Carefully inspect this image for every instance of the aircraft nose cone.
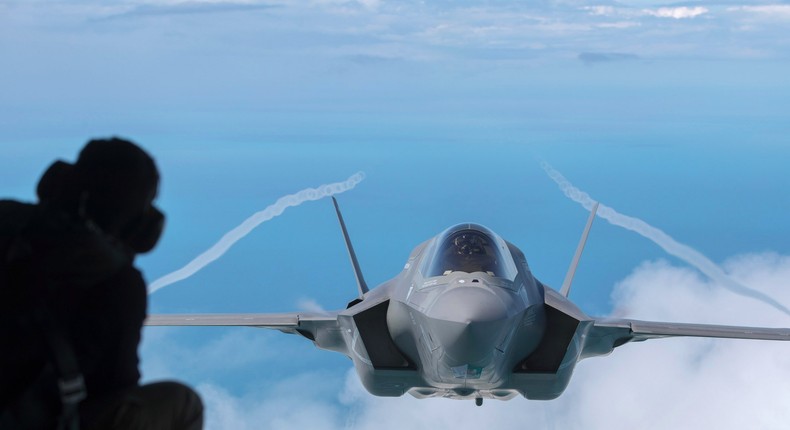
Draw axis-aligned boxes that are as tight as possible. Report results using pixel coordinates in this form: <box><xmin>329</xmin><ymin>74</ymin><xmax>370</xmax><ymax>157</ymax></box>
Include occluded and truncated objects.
<box><xmin>427</xmin><ymin>287</ymin><xmax>509</xmax><ymax>365</ymax></box>
<box><xmin>429</xmin><ymin>286</ymin><xmax>507</xmax><ymax>323</ymax></box>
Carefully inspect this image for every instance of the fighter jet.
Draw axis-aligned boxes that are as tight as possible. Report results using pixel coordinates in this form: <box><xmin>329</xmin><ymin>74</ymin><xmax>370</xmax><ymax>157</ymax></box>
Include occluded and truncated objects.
<box><xmin>146</xmin><ymin>198</ymin><xmax>790</xmax><ymax>406</ymax></box>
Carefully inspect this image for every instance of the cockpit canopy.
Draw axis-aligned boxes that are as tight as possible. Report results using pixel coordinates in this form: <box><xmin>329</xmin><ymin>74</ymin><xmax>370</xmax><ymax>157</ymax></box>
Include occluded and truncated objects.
<box><xmin>421</xmin><ymin>223</ymin><xmax>518</xmax><ymax>281</ymax></box>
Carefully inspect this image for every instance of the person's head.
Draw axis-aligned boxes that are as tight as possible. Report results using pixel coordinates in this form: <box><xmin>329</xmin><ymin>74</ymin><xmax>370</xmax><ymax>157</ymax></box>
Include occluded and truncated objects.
<box><xmin>37</xmin><ymin>137</ymin><xmax>165</xmax><ymax>254</ymax></box>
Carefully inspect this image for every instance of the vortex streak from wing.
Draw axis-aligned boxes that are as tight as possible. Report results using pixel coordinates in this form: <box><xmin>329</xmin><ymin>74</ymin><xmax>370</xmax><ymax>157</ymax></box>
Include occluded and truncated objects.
<box><xmin>148</xmin><ymin>172</ymin><xmax>365</xmax><ymax>294</ymax></box>
<box><xmin>542</xmin><ymin>162</ymin><xmax>790</xmax><ymax>317</ymax></box>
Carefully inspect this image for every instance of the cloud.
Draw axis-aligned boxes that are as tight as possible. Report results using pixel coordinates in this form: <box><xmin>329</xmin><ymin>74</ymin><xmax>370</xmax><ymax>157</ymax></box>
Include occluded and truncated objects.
<box><xmin>642</xmin><ymin>6</ymin><xmax>708</xmax><ymax>19</ymax></box>
<box><xmin>141</xmin><ymin>327</ymin><xmax>281</xmax><ymax>381</ymax></box>
<box><xmin>727</xmin><ymin>4</ymin><xmax>790</xmax><ymax>20</ymax></box>
<box><xmin>297</xmin><ymin>297</ymin><xmax>328</xmax><ymax>312</ymax></box>
<box><xmin>584</xmin><ymin>5</ymin><xmax>709</xmax><ymax>20</ymax></box>
<box><xmin>584</xmin><ymin>5</ymin><xmax>617</xmax><ymax>16</ymax></box>
<box><xmin>578</xmin><ymin>51</ymin><xmax>639</xmax><ymax>65</ymax></box>
<box><xmin>145</xmin><ymin>252</ymin><xmax>790</xmax><ymax>429</ymax></box>
<box><xmin>594</xmin><ymin>20</ymin><xmax>640</xmax><ymax>29</ymax></box>
<box><xmin>565</xmin><ymin>253</ymin><xmax>790</xmax><ymax>429</ymax></box>
<box><xmin>98</xmin><ymin>0</ymin><xmax>278</xmax><ymax>20</ymax></box>
<box><xmin>198</xmin><ymin>374</ymin><xmax>347</xmax><ymax>430</ymax></box>
<box><xmin>4</xmin><ymin>0</ymin><xmax>788</xmax><ymax>74</ymax></box>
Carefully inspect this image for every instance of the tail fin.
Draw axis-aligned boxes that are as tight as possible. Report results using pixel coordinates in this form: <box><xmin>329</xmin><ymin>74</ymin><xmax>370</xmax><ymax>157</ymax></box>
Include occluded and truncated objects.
<box><xmin>332</xmin><ymin>197</ymin><xmax>369</xmax><ymax>299</ymax></box>
<box><xmin>559</xmin><ymin>202</ymin><xmax>598</xmax><ymax>297</ymax></box>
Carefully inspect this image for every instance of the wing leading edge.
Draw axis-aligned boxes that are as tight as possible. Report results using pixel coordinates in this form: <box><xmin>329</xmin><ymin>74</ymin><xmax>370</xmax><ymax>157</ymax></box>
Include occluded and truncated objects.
<box><xmin>583</xmin><ymin>318</ymin><xmax>790</xmax><ymax>358</ymax></box>
<box><xmin>597</xmin><ymin>319</ymin><xmax>790</xmax><ymax>341</ymax></box>
<box><xmin>145</xmin><ymin>313</ymin><xmax>303</xmax><ymax>327</ymax></box>
<box><xmin>145</xmin><ymin>312</ymin><xmax>348</xmax><ymax>354</ymax></box>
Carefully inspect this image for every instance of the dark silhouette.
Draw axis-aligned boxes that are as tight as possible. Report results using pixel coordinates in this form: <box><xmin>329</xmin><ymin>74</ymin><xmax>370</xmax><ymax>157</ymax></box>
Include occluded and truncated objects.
<box><xmin>1</xmin><ymin>138</ymin><xmax>203</xmax><ymax>429</ymax></box>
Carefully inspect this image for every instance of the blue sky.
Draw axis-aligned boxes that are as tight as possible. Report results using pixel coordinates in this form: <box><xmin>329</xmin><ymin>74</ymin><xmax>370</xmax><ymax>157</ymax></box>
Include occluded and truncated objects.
<box><xmin>2</xmin><ymin>0</ymin><xmax>790</xmax><ymax>428</ymax></box>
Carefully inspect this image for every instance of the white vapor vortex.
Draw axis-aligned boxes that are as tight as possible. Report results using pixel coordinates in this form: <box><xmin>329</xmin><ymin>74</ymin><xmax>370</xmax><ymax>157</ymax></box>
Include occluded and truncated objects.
<box><xmin>541</xmin><ymin>162</ymin><xmax>790</xmax><ymax>317</ymax></box>
<box><xmin>148</xmin><ymin>172</ymin><xmax>365</xmax><ymax>294</ymax></box>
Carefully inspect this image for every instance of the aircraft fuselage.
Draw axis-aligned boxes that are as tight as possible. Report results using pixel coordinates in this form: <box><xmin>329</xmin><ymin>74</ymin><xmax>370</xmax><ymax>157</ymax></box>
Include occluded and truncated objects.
<box><xmin>327</xmin><ymin>223</ymin><xmax>589</xmax><ymax>401</ymax></box>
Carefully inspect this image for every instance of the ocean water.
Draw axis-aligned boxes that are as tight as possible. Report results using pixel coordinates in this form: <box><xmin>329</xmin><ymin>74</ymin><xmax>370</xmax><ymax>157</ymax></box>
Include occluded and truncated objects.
<box><xmin>3</xmin><ymin>58</ymin><xmax>790</xmax><ymax>428</ymax></box>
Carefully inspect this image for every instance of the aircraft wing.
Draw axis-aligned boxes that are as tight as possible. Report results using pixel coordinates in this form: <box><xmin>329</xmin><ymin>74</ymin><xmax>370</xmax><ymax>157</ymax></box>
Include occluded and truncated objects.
<box><xmin>146</xmin><ymin>313</ymin><xmax>307</xmax><ymax>327</ymax></box>
<box><xmin>145</xmin><ymin>312</ymin><xmax>348</xmax><ymax>354</ymax></box>
<box><xmin>583</xmin><ymin>318</ymin><xmax>790</xmax><ymax>357</ymax></box>
<box><xmin>596</xmin><ymin>319</ymin><xmax>790</xmax><ymax>341</ymax></box>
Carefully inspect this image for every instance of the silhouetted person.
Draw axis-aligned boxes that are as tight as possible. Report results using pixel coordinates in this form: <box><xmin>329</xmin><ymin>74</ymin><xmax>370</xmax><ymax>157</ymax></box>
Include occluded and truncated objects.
<box><xmin>1</xmin><ymin>138</ymin><xmax>203</xmax><ymax>429</ymax></box>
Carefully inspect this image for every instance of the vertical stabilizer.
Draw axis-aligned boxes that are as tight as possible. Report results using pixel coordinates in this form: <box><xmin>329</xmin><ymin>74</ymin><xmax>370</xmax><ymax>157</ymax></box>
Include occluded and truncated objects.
<box><xmin>332</xmin><ymin>197</ymin><xmax>369</xmax><ymax>299</ymax></box>
<box><xmin>560</xmin><ymin>202</ymin><xmax>598</xmax><ymax>297</ymax></box>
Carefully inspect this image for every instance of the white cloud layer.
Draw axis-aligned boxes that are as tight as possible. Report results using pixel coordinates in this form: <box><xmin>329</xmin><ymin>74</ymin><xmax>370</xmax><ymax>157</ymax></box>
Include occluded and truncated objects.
<box><xmin>586</xmin><ymin>5</ymin><xmax>709</xmax><ymax>20</ymax></box>
<box><xmin>3</xmin><ymin>0</ymin><xmax>789</xmax><ymax>72</ymax></box>
<box><xmin>728</xmin><ymin>5</ymin><xmax>790</xmax><ymax>20</ymax></box>
<box><xmin>643</xmin><ymin>7</ymin><xmax>708</xmax><ymax>19</ymax></box>
<box><xmin>145</xmin><ymin>252</ymin><xmax>790</xmax><ymax>429</ymax></box>
<box><xmin>297</xmin><ymin>297</ymin><xmax>328</xmax><ymax>313</ymax></box>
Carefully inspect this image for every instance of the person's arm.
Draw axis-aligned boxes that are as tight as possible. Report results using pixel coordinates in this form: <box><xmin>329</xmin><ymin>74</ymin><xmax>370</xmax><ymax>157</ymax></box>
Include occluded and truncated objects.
<box><xmin>72</xmin><ymin>265</ymin><xmax>146</xmax><ymax>396</ymax></box>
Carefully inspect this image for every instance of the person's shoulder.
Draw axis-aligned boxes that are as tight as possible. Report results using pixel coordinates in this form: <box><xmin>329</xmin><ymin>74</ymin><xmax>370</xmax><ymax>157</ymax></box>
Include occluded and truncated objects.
<box><xmin>0</xmin><ymin>200</ymin><xmax>37</xmax><ymax>227</ymax></box>
<box><xmin>0</xmin><ymin>200</ymin><xmax>39</xmax><ymax>254</ymax></box>
<box><xmin>95</xmin><ymin>264</ymin><xmax>148</xmax><ymax>318</ymax></box>
<box><xmin>108</xmin><ymin>264</ymin><xmax>145</xmax><ymax>283</ymax></box>
<box><xmin>102</xmin><ymin>264</ymin><xmax>147</xmax><ymax>297</ymax></box>
<box><xmin>0</xmin><ymin>199</ymin><xmax>31</xmax><ymax>209</ymax></box>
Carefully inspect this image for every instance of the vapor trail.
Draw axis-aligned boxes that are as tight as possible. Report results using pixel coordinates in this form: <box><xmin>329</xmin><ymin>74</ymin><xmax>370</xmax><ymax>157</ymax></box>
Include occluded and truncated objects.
<box><xmin>148</xmin><ymin>172</ymin><xmax>366</xmax><ymax>294</ymax></box>
<box><xmin>541</xmin><ymin>162</ymin><xmax>790</xmax><ymax>317</ymax></box>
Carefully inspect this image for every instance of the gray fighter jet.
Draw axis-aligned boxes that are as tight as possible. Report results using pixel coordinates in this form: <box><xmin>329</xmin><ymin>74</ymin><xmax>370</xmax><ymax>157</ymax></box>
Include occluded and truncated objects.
<box><xmin>146</xmin><ymin>198</ymin><xmax>790</xmax><ymax>405</ymax></box>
